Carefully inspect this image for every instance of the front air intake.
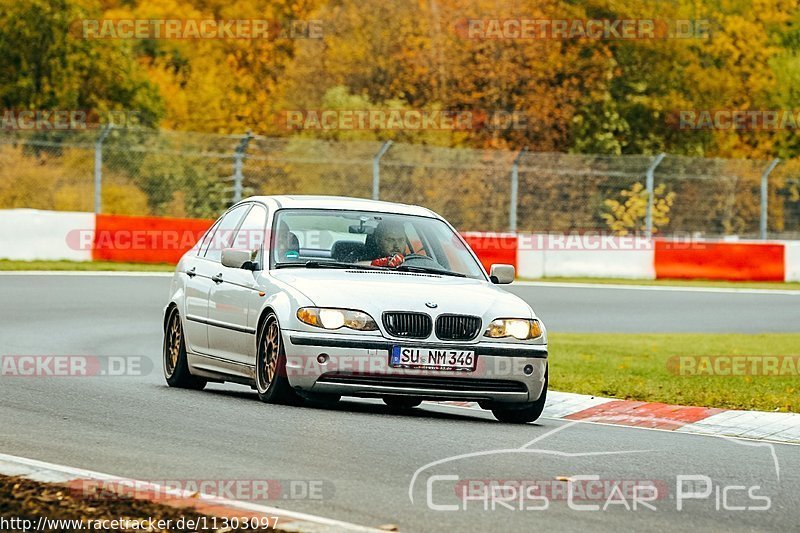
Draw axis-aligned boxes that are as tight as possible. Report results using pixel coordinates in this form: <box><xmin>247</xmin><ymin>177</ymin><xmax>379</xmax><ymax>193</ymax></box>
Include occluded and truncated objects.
<box><xmin>382</xmin><ymin>312</ymin><xmax>432</xmax><ymax>339</ymax></box>
<box><xmin>435</xmin><ymin>314</ymin><xmax>482</xmax><ymax>341</ymax></box>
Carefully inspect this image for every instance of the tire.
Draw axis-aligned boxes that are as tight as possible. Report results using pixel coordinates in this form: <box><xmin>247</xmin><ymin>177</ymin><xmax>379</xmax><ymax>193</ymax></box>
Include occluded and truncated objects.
<box><xmin>163</xmin><ymin>307</ymin><xmax>206</xmax><ymax>390</ymax></box>
<box><xmin>491</xmin><ymin>369</ymin><xmax>548</xmax><ymax>424</ymax></box>
<box><xmin>255</xmin><ymin>312</ymin><xmax>300</xmax><ymax>405</ymax></box>
<box><xmin>301</xmin><ymin>392</ymin><xmax>341</xmax><ymax>405</ymax></box>
<box><xmin>383</xmin><ymin>397</ymin><xmax>422</xmax><ymax>410</ymax></box>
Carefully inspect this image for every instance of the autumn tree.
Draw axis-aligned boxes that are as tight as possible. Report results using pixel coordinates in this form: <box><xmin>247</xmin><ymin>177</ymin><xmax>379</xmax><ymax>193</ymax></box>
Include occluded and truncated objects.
<box><xmin>0</xmin><ymin>0</ymin><xmax>163</xmax><ymax>124</ymax></box>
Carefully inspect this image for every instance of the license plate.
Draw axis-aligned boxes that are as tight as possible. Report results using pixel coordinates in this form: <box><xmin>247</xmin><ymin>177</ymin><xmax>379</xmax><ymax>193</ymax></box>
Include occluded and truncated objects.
<box><xmin>390</xmin><ymin>346</ymin><xmax>476</xmax><ymax>371</ymax></box>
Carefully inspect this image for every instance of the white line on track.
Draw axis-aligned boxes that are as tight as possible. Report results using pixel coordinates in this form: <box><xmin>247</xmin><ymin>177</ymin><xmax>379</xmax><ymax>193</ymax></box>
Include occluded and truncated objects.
<box><xmin>0</xmin><ymin>452</ymin><xmax>382</xmax><ymax>532</ymax></box>
<box><xmin>514</xmin><ymin>280</ymin><xmax>800</xmax><ymax>296</ymax></box>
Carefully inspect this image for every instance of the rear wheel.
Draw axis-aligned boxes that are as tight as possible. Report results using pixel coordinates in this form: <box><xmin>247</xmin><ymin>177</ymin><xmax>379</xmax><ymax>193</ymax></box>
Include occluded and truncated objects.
<box><xmin>491</xmin><ymin>369</ymin><xmax>547</xmax><ymax>423</ymax></box>
<box><xmin>255</xmin><ymin>313</ymin><xmax>299</xmax><ymax>404</ymax></box>
<box><xmin>301</xmin><ymin>392</ymin><xmax>341</xmax><ymax>405</ymax></box>
<box><xmin>383</xmin><ymin>397</ymin><xmax>422</xmax><ymax>410</ymax></box>
<box><xmin>163</xmin><ymin>307</ymin><xmax>206</xmax><ymax>390</ymax></box>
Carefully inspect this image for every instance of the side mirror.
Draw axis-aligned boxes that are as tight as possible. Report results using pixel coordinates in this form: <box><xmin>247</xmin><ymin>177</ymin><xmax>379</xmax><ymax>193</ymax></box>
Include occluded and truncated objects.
<box><xmin>222</xmin><ymin>248</ymin><xmax>257</xmax><ymax>270</ymax></box>
<box><xmin>489</xmin><ymin>264</ymin><xmax>515</xmax><ymax>284</ymax></box>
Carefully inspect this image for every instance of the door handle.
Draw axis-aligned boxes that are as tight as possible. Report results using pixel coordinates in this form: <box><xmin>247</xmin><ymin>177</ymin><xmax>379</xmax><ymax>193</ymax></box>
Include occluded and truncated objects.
<box><xmin>211</xmin><ymin>273</ymin><xmax>224</xmax><ymax>284</ymax></box>
<box><xmin>186</xmin><ymin>267</ymin><xmax>196</xmax><ymax>277</ymax></box>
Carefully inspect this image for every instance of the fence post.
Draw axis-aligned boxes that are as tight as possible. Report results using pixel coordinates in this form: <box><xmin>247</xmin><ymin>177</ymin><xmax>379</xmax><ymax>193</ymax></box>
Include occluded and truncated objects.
<box><xmin>509</xmin><ymin>146</ymin><xmax>528</xmax><ymax>232</ymax></box>
<box><xmin>760</xmin><ymin>158</ymin><xmax>780</xmax><ymax>239</ymax></box>
<box><xmin>372</xmin><ymin>140</ymin><xmax>393</xmax><ymax>200</ymax></box>
<box><xmin>232</xmin><ymin>131</ymin><xmax>253</xmax><ymax>205</ymax></box>
<box><xmin>93</xmin><ymin>125</ymin><xmax>112</xmax><ymax>214</ymax></box>
<box><xmin>644</xmin><ymin>152</ymin><xmax>666</xmax><ymax>237</ymax></box>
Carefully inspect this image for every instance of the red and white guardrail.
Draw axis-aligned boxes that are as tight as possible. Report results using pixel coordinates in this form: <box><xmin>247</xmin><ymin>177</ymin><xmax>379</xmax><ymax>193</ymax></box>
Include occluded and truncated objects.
<box><xmin>461</xmin><ymin>232</ymin><xmax>799</xmax><ymax>282</ymax></box>
<box><xmin>1</xmin><ymin>209</ymin><xmax>798</xmax><ymax>282</ymax></box>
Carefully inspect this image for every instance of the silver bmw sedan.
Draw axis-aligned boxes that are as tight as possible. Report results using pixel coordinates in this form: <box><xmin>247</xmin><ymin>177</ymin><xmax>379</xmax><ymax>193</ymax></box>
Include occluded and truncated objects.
<box><xmin>163</xmin><ymin>195</ymin><xmax>548</xmax><ymax>423</ymax></box>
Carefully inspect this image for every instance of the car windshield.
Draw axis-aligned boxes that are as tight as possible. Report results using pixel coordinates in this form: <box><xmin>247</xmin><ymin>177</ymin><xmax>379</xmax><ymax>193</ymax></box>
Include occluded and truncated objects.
<box><xmin>271</xmin><ymin>209</ymin><xmax>486</xmax><ymax>280</ymax></box>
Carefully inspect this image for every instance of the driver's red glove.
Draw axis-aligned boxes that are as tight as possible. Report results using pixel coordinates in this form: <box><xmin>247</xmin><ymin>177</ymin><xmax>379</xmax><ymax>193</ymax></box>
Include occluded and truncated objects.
<box><xmin>371</xmin><ymin>253</ymin><xmax>405</xmax><ymax>267</ymax></box>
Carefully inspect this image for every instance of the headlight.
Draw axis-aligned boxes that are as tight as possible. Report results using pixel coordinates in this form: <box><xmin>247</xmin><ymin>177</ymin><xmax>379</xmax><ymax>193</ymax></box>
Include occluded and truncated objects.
<box><xmin>484</xmin><ymin>318</ymin><xmax>542</xmax><ymax>340</ymax></box>
<box><xmin>297</xmin><ymin>307</ymin><xmax>378</xmax><ymax>331</ymax></box>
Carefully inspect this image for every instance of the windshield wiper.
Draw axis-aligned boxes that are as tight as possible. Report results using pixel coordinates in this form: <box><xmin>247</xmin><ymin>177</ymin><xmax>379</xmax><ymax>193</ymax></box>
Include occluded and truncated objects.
<box><xmin>274</xmin><ymin>260</ymin><xmax>467</xmax><ymax>277</ymax></box>
<box><xmin>395</xmin><ymin>264</ymin><xmax>466</xmax><ymax>278</ymax></box>
<box><xmin>274</xmin><ymin>260</ymin><xmax>379</xmax><ymax>271</ymax></box>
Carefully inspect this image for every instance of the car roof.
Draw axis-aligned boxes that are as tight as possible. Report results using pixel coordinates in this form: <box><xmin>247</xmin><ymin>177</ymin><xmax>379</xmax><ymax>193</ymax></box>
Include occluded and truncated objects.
<box><xmin>241</xmin><ymin>195</ymin><xmax>440</xmax><ymax>218</ymax></box>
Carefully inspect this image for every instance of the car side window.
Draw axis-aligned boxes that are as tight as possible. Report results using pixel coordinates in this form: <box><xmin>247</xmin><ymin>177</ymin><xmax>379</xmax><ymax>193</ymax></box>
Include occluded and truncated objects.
<box><xmin>196</xmin><ymin>219</ymin><xmax>221</xmax><ymax>256</ymax></box>
<box><xmin>231</xmin><ymin>204</ymin><xmax>268</xmax><ymax>266</ymax></box>
<box><xmin>203</xmin><ymin>204</ymin><xmax>251</xmax><ymax>262</ymax></box>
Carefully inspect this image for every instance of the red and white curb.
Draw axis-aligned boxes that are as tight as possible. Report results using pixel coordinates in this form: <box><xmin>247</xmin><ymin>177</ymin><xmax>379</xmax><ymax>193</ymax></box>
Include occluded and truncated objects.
<box><xmin>0</xmin><ymin>453</ymin><xmax>382</xmax><ymax>533</ymax></box>
<box><xmin>440</xmin><ymin>391</ymin><xmax>800</xmax><ymax>443</ymax></box>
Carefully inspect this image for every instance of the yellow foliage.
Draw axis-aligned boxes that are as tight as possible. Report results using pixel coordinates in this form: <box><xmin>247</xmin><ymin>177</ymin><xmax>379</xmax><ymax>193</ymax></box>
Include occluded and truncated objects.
<box><xmin>102</xmin><ymin>183</ymin><xmax>151</xmax><ymax>215</ymax></box>
<box><xmin>602</xmin><ymin>182</ymin><xmax>676</xmax><ymax>235</ymax></box>
<box><xmin>53</xmin><ymin>184</ymin><xmax>93</xmax><ymax>212</ymax></box>
<box><xmin>0</xmin><ymin>144</ymin><xmax>152</xmax><ymax>215</ymax></box>
<box><xmin>0</xmin><ymin>144</ymin><xmax>92</xmax><ymax>211</ymax></box>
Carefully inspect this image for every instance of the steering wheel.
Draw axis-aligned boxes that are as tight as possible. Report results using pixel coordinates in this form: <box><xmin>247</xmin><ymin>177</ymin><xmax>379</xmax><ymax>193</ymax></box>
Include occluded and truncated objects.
<box><xmin>402</xmin><ymin>253</ymin><xmax>438</xmax><ymax>265</ymax></box>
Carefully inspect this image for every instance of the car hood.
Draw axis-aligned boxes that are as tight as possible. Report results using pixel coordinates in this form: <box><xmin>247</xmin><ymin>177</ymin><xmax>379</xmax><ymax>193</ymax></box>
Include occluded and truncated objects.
<box><xmin>270</xmin><ymin>269</ymin><xmax>535</xmax><ymax>319</ymax></box>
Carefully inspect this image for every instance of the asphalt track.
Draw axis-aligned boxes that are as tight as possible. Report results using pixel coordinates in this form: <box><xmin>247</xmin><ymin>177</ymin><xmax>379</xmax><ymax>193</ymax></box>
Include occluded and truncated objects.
<box><xmin>1</xmin><ymin>274</ymin><xmax>799</xmax><ymax>532</ymax></box>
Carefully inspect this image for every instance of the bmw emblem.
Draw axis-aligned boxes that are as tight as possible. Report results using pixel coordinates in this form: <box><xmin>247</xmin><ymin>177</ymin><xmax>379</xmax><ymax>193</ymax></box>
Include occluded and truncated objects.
<box><xmin>425</xmin><ymin>302</ymin><xmax>438</xmax><ymax>309</ymax></box>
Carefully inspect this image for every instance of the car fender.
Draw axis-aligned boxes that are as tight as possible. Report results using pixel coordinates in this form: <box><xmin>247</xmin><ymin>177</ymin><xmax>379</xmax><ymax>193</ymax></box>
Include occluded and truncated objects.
<box><xmin>251</xmin><ymin>287</ymin><xmax>309</xmax><ymax>339</ymax></box>
<box><xmin>164</xmin><ymin>271</ymin><xmax>185</xmax><ymax>327</ymax></box>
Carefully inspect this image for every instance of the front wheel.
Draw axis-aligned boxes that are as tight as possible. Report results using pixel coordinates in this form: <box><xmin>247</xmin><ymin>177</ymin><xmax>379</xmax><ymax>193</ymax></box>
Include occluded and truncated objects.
<box><xmin>491</xmin><ymin>370</ymin><xmax>547</xmax><ymax>423</ymax></box>
<box><xmin>163</xmin><ymin>307</ymin><xmax>206</xmax><ymax>390</ymax></box>
<box><xmin>255</xmin><ymin>313</ymin><xmax>299</xmax><ymax>404</ymax></box>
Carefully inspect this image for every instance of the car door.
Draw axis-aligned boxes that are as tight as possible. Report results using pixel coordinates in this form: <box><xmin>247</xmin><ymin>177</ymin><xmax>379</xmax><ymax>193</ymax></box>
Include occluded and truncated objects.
<box><xmin>206</xmin><ymin>203</ymin><xmax>268</xmax><ymax>369</ymax></box>
<box><xmin>184</xmin><ymin>204</ymin><xmax>251</xmax><ymax>357</ymax></box>
<box><xmin>181</xmin><ymin>219</ymin><xmax>220</xmax><ymax>355</ymax></box>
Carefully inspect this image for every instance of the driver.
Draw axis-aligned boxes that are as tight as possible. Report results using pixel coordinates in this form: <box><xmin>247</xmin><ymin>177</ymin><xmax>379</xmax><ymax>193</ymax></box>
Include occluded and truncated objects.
<box><xmin>369</xmin><ymin>220</ymin><xmax>407</xmax><ymax>267</ymax></box>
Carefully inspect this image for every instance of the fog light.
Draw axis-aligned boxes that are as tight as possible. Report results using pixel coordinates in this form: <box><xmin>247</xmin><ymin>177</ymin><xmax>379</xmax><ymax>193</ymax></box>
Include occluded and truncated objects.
<box><xmin>523</xmin><ymin>364</ymin><xmax>534</xmax><ymax>375</ymax></box>
<box><xmin>317</xmin><ymin>353</ymin><xmax>329</xmax><ymax>364</ymax></box>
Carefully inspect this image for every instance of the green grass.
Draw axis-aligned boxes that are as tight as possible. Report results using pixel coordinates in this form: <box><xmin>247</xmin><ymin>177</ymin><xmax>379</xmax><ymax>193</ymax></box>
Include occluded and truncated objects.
<box><xmin>0</xmin><ymin>259</ymin><xmax>174</xmax><ymax>272</ymax></box>
<box><xmin>523</xmin><ymin>276</ymin><xmax>800</xmax><ymax>291</ymax></box>
<box><xmin>550</xmin><ymin>333</ymin><xmax>800</xmax><ymax>412</ymax></box>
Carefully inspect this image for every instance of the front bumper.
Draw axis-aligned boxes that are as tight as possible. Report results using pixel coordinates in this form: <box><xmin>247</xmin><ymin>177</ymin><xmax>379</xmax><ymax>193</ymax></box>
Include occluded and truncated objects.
<box><xmin>282</xmin><ymin>330</ymin><xmax>547</xmax><ymax>405</ymax></box>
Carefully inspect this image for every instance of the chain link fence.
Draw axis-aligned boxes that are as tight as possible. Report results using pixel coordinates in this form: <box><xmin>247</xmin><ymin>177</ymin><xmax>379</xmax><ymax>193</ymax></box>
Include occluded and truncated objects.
<box><xmin>1</xmin><ymin>128</ymin><xmax>798</xmax><ymax>238</ymax></box>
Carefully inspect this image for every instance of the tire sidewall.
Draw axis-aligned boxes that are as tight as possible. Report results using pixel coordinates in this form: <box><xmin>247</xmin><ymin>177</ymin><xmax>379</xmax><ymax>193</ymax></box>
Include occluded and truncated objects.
<box><xmin>163</xmin><ymin>306</ymin><xmax>205</xmax><ymax>389</ymax></box>
<box><xmin>492</xmin><ymin>365</ymin><xmax>548</xmax><ymax>423</ymax></box>
<box><xmin>163</xmin><ymin>307</ymin><xmax>182</xmax><ymax>383</ymax></box>
<box><xmin>255</xmin><ymin>312</ymin><xmax>295</xmax><ymax>403</ymax></box>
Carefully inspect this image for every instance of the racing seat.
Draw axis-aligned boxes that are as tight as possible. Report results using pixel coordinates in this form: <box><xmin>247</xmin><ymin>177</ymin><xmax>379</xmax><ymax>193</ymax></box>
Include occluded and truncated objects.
<box><xmin>362</xmin><ymin>233</ymin><xmax>380</xmax><ymax>260</ymax></box>
<box><xmin>331</xmin><ymin>241</ymin><xmax>366</xmax><ymax>262</ymax></box>
<box><xmin>287</xmin><ymin>232</ymin><xmax>300</xmax><ymax>253</ymax></box>
<box><xmin>279</xmin><ymin>231</ymin><xmax>301</xmax><ymax>261</ymax></box>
